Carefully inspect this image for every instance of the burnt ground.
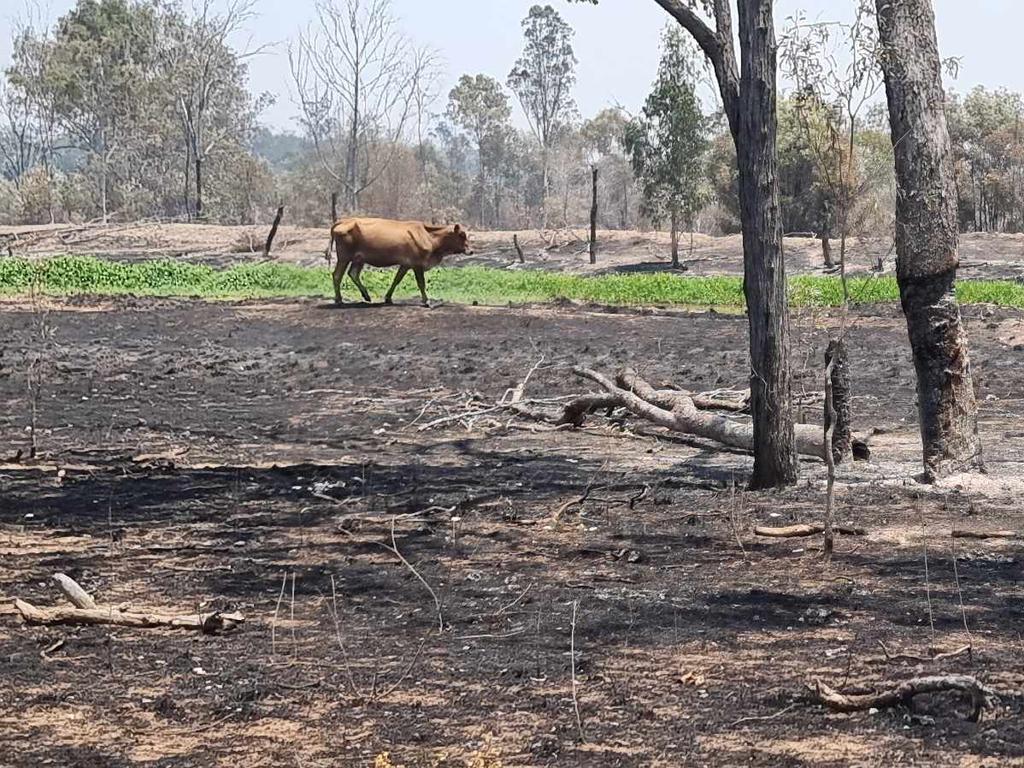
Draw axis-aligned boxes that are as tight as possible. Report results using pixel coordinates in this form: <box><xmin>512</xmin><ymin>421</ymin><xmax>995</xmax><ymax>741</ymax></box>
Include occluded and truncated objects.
<box><xmin>0</xmin><ymin>295</ymin><xmax>1023</xmax><ymax>767</ymax></box>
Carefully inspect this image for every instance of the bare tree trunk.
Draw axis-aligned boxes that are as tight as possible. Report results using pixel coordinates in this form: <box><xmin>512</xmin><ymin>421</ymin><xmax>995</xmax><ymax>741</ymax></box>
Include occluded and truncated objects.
<box><xmin>331</xmin><ymin>191</ymin><xmax>338</xmax><ymax>224</ymax></box>
<box><xmin>263</xmin><ymin>204</ymin><xmax>285</xmax><ymax>258</ymax></box>
<box><xmin>825</xmin><ymin>338</ymin><xmax>851</xmax><ymax>462</ymax></box>
<box><xmin>670</xmin><ymin>208</ymin><xmax>679</xmax><ymax>269</ymax></box>
<box><xmin>655</xmin><ymin>0</ymin><xmax>798</xmax><ymax>489</ymax></box>
<box><xmin>347</xmin><ymin>95</ymin><xmax>360</xmax><ymax>211</ymax></box>
<box><xmin>875</xmin><ymin>0</ymin><xmax>983</xmax><ymax>480</ymax></box>
<box><xmin>589</xmin><ymin>165</ymin><xmax>598</xmax><ymax>265</ymax></box>
<box><xmin>194</xmin><ymin>155</ymin><xmax>203</xmax><ymax>221</ymax></box>
<box><xmin>736</xmin><ymin>0</ymin><xmax>798</xmax><ymax>489</ymax></box>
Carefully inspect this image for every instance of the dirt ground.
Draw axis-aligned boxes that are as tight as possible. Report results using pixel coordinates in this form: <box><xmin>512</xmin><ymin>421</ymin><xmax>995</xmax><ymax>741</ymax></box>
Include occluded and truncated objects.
<box><xmin>1</xmin><ymin>295</ymin><xmax>1023</xmax><ymax>767</ymax></box>
<box><xmin>4</xmin><ymin>221</ymin><xmax>1024</xmax><ymax>280</ymax></box>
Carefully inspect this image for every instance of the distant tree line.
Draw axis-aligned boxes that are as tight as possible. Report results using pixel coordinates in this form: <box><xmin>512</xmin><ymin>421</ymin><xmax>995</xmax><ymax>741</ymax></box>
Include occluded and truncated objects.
<box><xmin>0</xmin><ymin>0</ymin><xmax>1019</xmax><ymax>242</ymax></box>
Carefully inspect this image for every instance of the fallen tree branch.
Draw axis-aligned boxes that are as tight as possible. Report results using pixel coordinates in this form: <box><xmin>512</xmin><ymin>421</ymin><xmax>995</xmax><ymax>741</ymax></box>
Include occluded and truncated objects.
<box><xmin>14</xmin><ymin>599</ymin><xmax>244</xmax><ymax>633</ymax></box>
<box><xmin>951</xmin><ymin>529</ymin><xmax>1020</xmax><ymax>540</ymax></box>
<box><xmin>574</xmin><ymin>367</ymin><xmax>828</xmax><ymax>460</ymax></box>
<box><xmin>809</xmin><ymin>675</ymin><xmax>997</xmax><ymax>720</ymax></box>
<box><xmin>755</xmin><ymin>523</ymin><xmax>866</xmax><ymax>538</ymax></box>
<box><xmin>52</xmin><ymin>573</ymin><xmax>96</xmax><ymax>609</ymax></box>
<box><xmin>875</xmin><ymin>641</ymin><xmax>972</xmax><ymax>665</ymax></box>
<box><xmin>558</xmin><ymin>394</ymin><xmax>621</xmax><ymax>427</ymax></box>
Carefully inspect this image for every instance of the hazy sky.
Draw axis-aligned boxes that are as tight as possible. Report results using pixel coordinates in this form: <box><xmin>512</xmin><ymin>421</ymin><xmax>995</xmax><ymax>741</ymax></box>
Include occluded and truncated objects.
<box><xmin>1</xmin><ymin>0</ymin><xmax>1021</xmax><ymax>132</ymax></box>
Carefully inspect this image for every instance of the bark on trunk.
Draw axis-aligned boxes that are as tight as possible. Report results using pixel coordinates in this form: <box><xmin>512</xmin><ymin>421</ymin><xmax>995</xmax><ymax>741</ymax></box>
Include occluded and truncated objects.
<box><xmin>652</xmin><ymin>0</ymin><xmax>797</xmax><ymax>488</ymax></box>
<box><xmin>670</xmin><ymin>209</ymin><xmax>680</xmax><ymax>269</ymax></box>
<box><xmin>263</xmin><ymin>205</ymin><xmax>285</xmax><ymax>258</ymax></box>
<box><xmin>825</xmin><ymin>338</ymin><xmax>851</xmax><ymax>463</ymax></box>
<box><xmin>736</xmin><ymin>0</ymin><xmax>798</xmax><ymax>488</ymax></box>
<box><xmin>875</xmin><ymin>0</ymin><xmax>983</xmax><ymax>480</ymax></box>
<box><xmin>822</xmin><ymin>228</ymin><xmax>833</xmax><ymax>269</ymax></box>
<box><xmin>194</xmin><ymin>155</ymin><xmax>204</xmax><ymax>221</ymax></box>
<box><xmin>589</xmin><ymin>166</ymin><xmax>598</xmax><ymax>265</ymax></box>
<box><xmin>331</xmin><ymin>191</ymin><xmax>338</xmax><ymax>224</ymax></box>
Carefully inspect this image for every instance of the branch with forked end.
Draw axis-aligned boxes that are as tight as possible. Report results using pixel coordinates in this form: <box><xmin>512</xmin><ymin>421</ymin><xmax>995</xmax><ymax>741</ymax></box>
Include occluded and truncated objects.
<box><xmin>570</xmin><ymin>367</ymin><xmax>828</xmax><ymax>460</ymax></box>
<box><xmin>809</xmin><ymin>675</ymin><xmax>999</xmax><ymax>721</ymax></box>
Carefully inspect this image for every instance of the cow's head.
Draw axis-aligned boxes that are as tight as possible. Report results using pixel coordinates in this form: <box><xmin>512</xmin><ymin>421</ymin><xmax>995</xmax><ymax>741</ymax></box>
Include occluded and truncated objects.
<box><xmin>442</xmin><ymin>223</ymin><xmax>473</xmax><ymax>256</ymax></box>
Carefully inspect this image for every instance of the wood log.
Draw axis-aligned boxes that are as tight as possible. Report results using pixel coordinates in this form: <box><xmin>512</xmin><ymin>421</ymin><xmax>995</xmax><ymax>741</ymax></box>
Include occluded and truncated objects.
<box><xmin>754</xmin><ymin>523</ymin><xmax>866</xmax><ymax>538</ymax></box>
<box><xmin>558</xmin><ymin>394</ymin><xmax>621</xmax><ymax>427</ymax></box>
<box><xmin>14</xmin><ymin>599</ymin><xmax>244</xmax><ymax>633</ymax></box>
<box><xmin>52</xmin><ymin>573</ymin><xmax>96</xmax><ymax>609</ymax></box>
<box><xmin>951</xmin><ymin>529</ymin><xmax>1019</xmax><ymax>540</ymax></box>
<box><xmin>575</xmin><ymin>367</ymin><xmax>827</xmax><ymax>460</ymax></box>
<box><xmin>810</xmin><ymin>675</ymin><xmax>996</xmax><ymax>720</ymax></box>
<box><xmin>621</xmin><ymin>371</ymin><xmax>749</xmax><ymax>413</ymax></box>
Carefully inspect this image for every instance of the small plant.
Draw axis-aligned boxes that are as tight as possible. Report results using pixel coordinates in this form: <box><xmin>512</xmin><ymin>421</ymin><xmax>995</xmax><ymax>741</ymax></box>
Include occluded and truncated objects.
<box><xmin>2</xmin><ymin>255</ymin><xmax>1024</xmax><ymax>309</ymax></box>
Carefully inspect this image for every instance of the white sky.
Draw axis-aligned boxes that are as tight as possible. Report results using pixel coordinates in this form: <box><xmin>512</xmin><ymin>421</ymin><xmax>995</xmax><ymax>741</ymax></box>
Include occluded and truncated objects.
<box><xmin>1</xmin><ymin>1</ymin><xmax>1019</xmax><ymax>132</ymax></box>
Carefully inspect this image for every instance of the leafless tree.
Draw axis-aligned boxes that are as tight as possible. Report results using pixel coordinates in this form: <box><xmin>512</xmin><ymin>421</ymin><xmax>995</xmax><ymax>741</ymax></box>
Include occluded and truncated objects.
<box><xmin>166</xmin><ymin>0</ymin><xmax>270</xmax><ymax>221</ymax></box>
<box><xmin>781</xmin><ymin>3</ymin><xmax>883</xmax><ymax>293</ymax></box>
<box><xmin>289</xmin><ymin>0</ymin><xmax>438</xmax><ymax>213</ymax></box>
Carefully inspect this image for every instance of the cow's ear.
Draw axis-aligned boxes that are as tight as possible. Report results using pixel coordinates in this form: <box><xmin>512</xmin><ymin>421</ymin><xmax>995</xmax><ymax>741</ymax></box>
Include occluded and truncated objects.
<box><xmin>453</xmin><ymin>223</ymin><xmax>462</xmax><ymax>234</ymax></box>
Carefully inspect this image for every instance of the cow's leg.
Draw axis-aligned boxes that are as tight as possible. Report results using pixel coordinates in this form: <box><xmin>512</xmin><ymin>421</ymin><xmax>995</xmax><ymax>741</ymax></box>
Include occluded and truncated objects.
<box><xmin>413</xmin><ymin>267</ymin><xmax>430</xmax><ymax>308</ymax></box>
<box><xmin>348</xmin><ymin>262</ymin><xmax>372</xmax><ymax>303</ymax></box>
<box><xmin>332</xmin><ymin>243</ymin><xmax>351</xmax><ymax>306</ymax></box>
<box><xmin>384</xmin><ymin>266</ymin><xmax>409</xmax><ymax>305</ymax></box>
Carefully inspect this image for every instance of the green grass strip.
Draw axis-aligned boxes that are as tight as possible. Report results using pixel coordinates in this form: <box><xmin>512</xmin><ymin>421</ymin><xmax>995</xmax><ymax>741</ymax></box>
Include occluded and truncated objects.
<box><xmin>1</xmin><ymin>255</ymin><xmax>1023</xmax><ymax>309</ymax></box>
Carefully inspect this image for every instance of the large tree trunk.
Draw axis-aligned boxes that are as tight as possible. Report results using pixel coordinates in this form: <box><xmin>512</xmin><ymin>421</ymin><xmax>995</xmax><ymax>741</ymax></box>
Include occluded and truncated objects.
<box><xmin>875</xmin><ymin>0</ymin><xmax>983</xmax><ymax>480</ymax></box>
<box><xmin>194</xmin><ymin>154</ymin><xmax>203</xmax><ymax>221</ymax></box>
<box><xmin>735</xmin><ymin>0</ymin><xmax>798</xmax><ymax>489</ymax></box>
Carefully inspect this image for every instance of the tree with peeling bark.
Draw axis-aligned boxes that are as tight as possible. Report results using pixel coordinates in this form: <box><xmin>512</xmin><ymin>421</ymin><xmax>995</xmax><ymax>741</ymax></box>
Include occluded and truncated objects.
<box><xmin>571</xmin><ymin>0</ymin><xmax>798</xmax><ymax>489</ymax></box>
<box><xmin>873</xmin><ymin>0</ymin><xmax>983</xmax><ymax>480</ymax></box>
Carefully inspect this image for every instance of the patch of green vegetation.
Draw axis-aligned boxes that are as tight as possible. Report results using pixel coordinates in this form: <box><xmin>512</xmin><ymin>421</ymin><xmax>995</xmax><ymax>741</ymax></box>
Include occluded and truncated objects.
<box><xmin>1</xmin><ymin>255</ymin><xmax>1023</xmax><ymax>310</ymax></box>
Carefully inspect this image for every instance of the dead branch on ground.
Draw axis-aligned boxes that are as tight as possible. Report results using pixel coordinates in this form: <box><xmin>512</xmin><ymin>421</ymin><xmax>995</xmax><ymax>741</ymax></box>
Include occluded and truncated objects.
<box><xmin>873</xmin><ymin>641</ymin><xmax>972</xmax><ymax>665</ymax></box>
<box><xmin>15</xmin><ymin>599</ymin><xmax>244</xmax><ymax>633</ymax></box>
<box><xmin>809</xmin><ymin>675</ymin><xmax>997</xmax><ymax>720</ymax></box>
<box><xmin>755</xmin><ymin>523</ymin><xmax>866</xmax><ymax>538</ymax></box>
<box><xmin>52</xmin><ymin>573</ymin><xmax>96</xmax><ymax>609</ymax></box>
<box><xmin>572</xmin><ymin>367</ymin><xmax>828</xmax><ymax>460</ymax></box>
<box><xmin>951</xmin><ymin>529</ymin><xmax>1020</xmax><ymax>540</ymax></box>
<box><xmin>14</xmin><ymin>572</ymin><xmax>243</xmax><ymax>633</ymax></box>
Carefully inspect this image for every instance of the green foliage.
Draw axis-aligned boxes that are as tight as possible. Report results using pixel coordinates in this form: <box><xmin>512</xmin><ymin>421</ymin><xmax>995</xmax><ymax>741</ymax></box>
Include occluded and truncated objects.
<box><xmin>624</xmin><ymin>26</ymin><xmax>709</xmax><ymax>233</ymax></box>
<box><xmin>3</xmin><ymin>256</ymin><xmax>1024</xmax><ymax>310</ymax></box>
<box><xmin>4</xmin><ymin>0</ymin><xmax>266</xmax><ymax>224</ymax></box>
<box><xmin>947</xmin><ymin>86</ymin><xmax>1024</xmax><ymax>232</ymax></box>
<box><xmin>446</xmin><ymin>74</ymin><xmax>515</xmax><ymax>227</ymax></box>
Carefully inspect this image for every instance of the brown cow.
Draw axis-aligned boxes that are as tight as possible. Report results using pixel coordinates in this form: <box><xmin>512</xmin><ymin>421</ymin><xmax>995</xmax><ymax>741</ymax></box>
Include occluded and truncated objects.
<box><xmin>325</xmin><ymin>217</ymin><xmax>472</xmax><ymax>307</ymax></box>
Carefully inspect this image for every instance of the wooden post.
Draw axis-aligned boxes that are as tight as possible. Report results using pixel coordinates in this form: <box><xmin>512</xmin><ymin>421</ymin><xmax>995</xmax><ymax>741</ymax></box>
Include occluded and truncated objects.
<box><xmin>330</xmin><ymin>192</ymin><xmax>338</xmax><ymax>225</ymax></box>
<box><xmin>589</xmin><ymin>166</ymin><xmax>598</xmax><ymax>265</ymax></box>
<box><xmin>263</xmin><ymin>204</ymin><xmax>285</xmax><ymax>258</ymax></box>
